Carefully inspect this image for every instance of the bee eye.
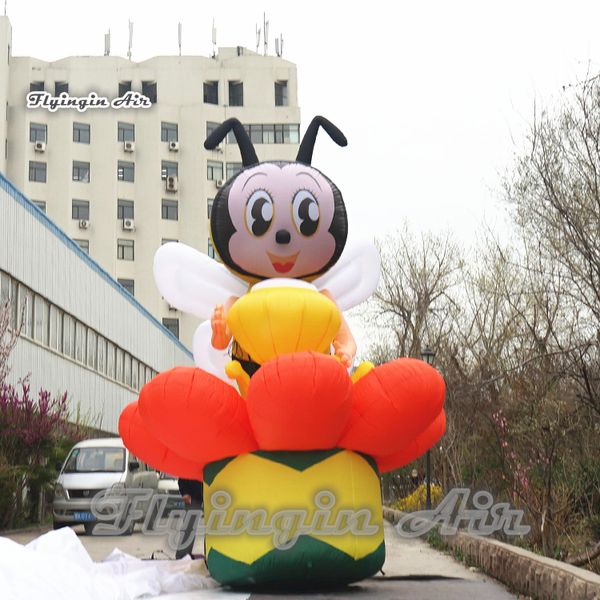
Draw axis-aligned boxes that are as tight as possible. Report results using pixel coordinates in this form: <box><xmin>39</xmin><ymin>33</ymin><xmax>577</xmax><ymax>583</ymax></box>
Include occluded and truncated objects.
<box><xmin>246</xmin><ymin>190</ymin><xmax>274</xmax><ymax>237</ymax></box>
<box><xmin>292</xmin><ymin>190</ymin><xmax>319</xmax><ymax>236</ymax></box>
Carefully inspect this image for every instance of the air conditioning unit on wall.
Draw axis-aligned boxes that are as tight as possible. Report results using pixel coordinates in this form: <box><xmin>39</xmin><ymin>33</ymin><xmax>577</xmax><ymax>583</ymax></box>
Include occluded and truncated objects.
<box><xmin>122</xmin><ymin>218</ymin><xmax>135</xmax><ymax>231</ymax></box>
<box><xmin>168</xmin><ymin>140</ymin><xmax>179</xmax><ymax>152</ymax></box>
<box><xmin>215</xmin><ymin>179</ymin><xmax>224</xmax><ymax>188</ymax></box>
<box><xmin>124</xmin><ymin>140</ymin><xmax>135</xmax><ymax>152</ymax></box>
<box><xmin>166</xmin><ymin>175</ymin><xmax>178</xmax><ymax>192</ymax></box>
<box><xmin>34</xmin><ymin>140</ymin><xmax>46</xmax><ymax>152</ymax></box>
<box><xmin>78</xmin><ymin>219</ymin><xmax>90</xmax><ymax>229</ymax></box>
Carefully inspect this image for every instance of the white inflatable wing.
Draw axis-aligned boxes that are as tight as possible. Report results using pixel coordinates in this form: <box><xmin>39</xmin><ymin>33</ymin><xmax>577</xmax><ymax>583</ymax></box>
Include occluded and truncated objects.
<box><xmin>192</xmin><ymin>321</ymin><xmax>235</xmax><ymax>386</ymax></box>
<box><xmin>153</xmin><ymin>242</ymin><xmax>247</xmax><ymax>320</ymax></box>
<box><xmin>313</xmin><ymin>238</ymin><xmax>381</xmax><ymax>312</ymax></box>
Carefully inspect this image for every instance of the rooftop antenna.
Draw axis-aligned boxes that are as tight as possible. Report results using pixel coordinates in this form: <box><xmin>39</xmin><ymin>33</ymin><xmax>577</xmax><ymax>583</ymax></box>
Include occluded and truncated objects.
<box><xmin>275</xmin><ymin>34</ymin><xmax>283</xmax><ymax>57</ymax></box>
<box><xmin>127</xmin><ymin>20</ymin><xmax>133</xmax><ymax>61</ymax></box>
<box><xmin>211</xmin><ymin>19</ymin><xmax>217</xmax><ymax>58</ymax></box>
<box><xmin>178</xmin><ymin>22</ymin><xmax>182</xmax><ymax>56</ymax></box>
<box><xmin>263</xmin><ymin>13</ymin><xmax>269</xmax><ymax>56</ymax></box>
<box><xmin>255</xmin><ymin>23</ymin><xmax>261</xmax><ymax>54</ymax></box>
<box><xmin>104</xmin><ymin>30</ymin><xmax>111</xmax><ymax>56</ymax></box>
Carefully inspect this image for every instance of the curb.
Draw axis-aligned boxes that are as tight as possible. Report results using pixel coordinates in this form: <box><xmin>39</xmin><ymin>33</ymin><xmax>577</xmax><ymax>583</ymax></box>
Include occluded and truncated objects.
<box><xmin>384</xmin><ymin>507</ymin><xmax>600</xmax><ymax>600</ymax></box>
<box><xmin>0</xmin><ymin>524</ymin><xmax>52</xmax><ymax>536</ymax></box>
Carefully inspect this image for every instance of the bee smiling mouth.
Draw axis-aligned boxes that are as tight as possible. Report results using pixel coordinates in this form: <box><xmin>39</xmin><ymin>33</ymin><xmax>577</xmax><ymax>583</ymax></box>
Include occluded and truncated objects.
<box><xmin>267</xmin><ymin>251</ymin><xmax>300</xmax><ymax>274</ymax></box>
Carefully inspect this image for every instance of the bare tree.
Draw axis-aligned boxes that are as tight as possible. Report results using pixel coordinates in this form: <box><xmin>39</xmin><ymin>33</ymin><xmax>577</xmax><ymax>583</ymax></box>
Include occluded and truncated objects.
<box><xmin>371</xmin><ymin>224</ymin><xmax>462</xmax><ymax>359</ymax></box>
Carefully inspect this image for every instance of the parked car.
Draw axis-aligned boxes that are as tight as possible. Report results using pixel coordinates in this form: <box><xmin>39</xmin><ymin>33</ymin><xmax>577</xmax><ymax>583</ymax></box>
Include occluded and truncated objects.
<box><xmin>52</xmin><ymin>437</ymin><xmax>159</xmax><ymax>535</ymax></box>
<box><xmin>157</xmin><ymin>473</ymin><xmax>185</xmax><ymax>512</ymax></box>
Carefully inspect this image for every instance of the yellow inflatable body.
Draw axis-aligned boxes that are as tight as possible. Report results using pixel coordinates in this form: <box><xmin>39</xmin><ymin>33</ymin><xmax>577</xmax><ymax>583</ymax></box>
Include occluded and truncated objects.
<box><xmin>227</xmin><ymin>280</ymin><xmax>341</xmax><ymax>365</ymax></box>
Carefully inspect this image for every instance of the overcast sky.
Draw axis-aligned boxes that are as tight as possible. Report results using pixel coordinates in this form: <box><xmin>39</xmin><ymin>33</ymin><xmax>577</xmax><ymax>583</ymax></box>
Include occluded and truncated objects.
<box><xmin>6</xmin><ymin>0</ymin><xmax>600</xmax><ymax>245</ymax></box>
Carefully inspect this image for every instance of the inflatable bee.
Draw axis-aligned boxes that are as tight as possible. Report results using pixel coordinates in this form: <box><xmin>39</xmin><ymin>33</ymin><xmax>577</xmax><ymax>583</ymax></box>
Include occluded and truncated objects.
<box><xmin>119</xmin><ymin>117</ymin><xmax>446</xmax><ymax>589</ymax></box>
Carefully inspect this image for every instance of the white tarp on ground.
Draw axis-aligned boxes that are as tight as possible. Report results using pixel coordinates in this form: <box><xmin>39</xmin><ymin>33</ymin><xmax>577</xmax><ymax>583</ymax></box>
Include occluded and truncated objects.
<box><xmin>0</xmin><ymin>527</ymin><xmax>245</xmax><ymax>600</ymax></box>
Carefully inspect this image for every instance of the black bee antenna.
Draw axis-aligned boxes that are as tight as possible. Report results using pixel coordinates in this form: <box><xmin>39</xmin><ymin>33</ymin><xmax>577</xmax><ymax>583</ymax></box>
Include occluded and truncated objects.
<box><xmin>204</xmin><ymin>118</ymin><xmax>259</xmax><ymax>167</ymax></box>
<box><xmin>296</xmin><ymin>116</ymin><xmax>347</xmax><ymax>165</ymax></box>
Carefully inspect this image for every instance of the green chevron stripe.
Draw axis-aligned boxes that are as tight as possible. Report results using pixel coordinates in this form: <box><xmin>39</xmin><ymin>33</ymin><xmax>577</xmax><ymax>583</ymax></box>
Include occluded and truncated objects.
<box><xmin>203</xmin><ymin>455</ymin><xmax>236</xmax><ymax>486</ymax></box>
<box><xmin>206</xmin><ymin>536</ymin><xmax>385</xmax><ymax>589</ymax></box>
<box><xmin>252</xmin><ymin>448</ymin><xmax>343</xmax><ymax>471</ymax></box>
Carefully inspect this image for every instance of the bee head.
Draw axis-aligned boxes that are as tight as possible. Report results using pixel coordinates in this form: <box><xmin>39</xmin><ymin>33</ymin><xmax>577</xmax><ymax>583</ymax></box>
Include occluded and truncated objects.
<box><xmin>205</xmin><ymin>117</ymin><xmax>348</xmax><ymax>282</ymax></box>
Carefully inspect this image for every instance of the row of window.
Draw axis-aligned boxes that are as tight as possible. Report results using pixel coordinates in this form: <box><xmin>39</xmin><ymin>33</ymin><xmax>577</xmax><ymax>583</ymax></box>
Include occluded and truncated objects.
<box><xmin>29</xmin><ymin>159</ymin><xmax>243</xmax><ymax>184</ymax></box>
<box><xmin>70</xmin><ymin>198</ymin><xmax>180</xmax><ymax>221</ymax></box>
<box><xmin>36</xmin><ymin>197</ymin><xmax>214</xmax><ymax>222</ymax></box>
<box><xmin>207</xmin><ymin>121</ymin><xmax>300</xmax><ymax>145</ymax></box>
<box><xmin>29</xmin><ymin>120</ymin><xmax>299</xmax><ymax>146</ymax></box>
<box><xmin>0</xmin><ymin>269</ymin><xmax>157</xmax><ymax>391</ymax></box>
<box><xmin>73</xmin><ymin>237</ymin><xmax>215</xmax><ymax>264</ymax></box>
<box><xmin>30</xmin><ymin>79</ymin><xmax>288</xmax><ymax>108</ymax></box>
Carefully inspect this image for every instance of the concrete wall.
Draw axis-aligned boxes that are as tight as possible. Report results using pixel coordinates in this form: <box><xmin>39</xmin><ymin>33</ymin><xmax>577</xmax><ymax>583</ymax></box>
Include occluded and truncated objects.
<box><xmin>384</xmin><ymin>507</ymin><xmax>600</xmax><ymax>600</ymax></box>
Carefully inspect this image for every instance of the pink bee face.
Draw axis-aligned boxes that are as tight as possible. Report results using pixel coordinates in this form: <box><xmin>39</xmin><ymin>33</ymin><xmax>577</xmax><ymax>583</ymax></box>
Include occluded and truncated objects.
<box><xmin>218</xmin><ymin>162</ymin><xmax>345</xmax><ymax>280</ymax></box>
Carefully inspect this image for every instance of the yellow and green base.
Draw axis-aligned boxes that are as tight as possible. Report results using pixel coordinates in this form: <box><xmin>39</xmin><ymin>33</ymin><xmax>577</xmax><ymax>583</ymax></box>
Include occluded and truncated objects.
<box><xmin>203</xmin><ymin>448</ymin><xmax>385</xmax><ymax>589</ymax></box>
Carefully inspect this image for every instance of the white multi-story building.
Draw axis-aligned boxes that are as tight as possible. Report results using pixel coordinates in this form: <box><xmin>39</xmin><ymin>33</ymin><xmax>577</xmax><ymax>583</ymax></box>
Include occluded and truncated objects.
<box><xmin>0</xmin><ymin>16</ymin><xmax>300</xmax><ymax>348</ymax></box>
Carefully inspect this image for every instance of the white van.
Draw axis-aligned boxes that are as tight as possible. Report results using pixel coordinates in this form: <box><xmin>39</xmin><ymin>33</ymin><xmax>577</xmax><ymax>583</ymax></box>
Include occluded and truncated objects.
<box><xmin>52</xmin><ymin>437</ymin><xmax>159</xmax><ymax>535</ymax></box>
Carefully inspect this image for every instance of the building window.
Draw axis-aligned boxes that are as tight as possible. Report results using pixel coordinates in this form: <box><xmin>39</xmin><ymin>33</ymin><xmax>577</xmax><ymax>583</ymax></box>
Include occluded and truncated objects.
<box><xmin>226</xmin><ymin>123</ymin><xmax>300</xmax><ymax>144</ymax></box>
<box><xmin>162</xmin><ymin>317</ymin><xmax>179</xmax><ymax>339</ymax></box>
<box><xmin>207</xmin><ymin>160</ymin><xmax>223</xmax><ymax>181</ymax></box>
<box><xmin>118</xmin><ymin>81</ymin><xmax>131</xmax><ymax>97</ymax></box>
<box><xmin>117</xmin><ymin>199</ymin><xmax>134</xmax><ymax>220</ymax></box>
<box><xmin>55</xmin><ymin>81</ymin><xmax>68</xmax><ymax>95</ymax></box>
<box><xmin>226</xmin><ymin>162</ymin><xmax>242</xmax><ymax>180</ymax></box>
<box><xmin>106</xmin><ymin>341</ymin><xmax>115</xmax><ymax>379</ymax></box>
<box><xmin>74</xmin><ymin>239</ymin><xmax>89</xmax><ymax>254</ymax></box>
<box><xmin>72</xmin><ymin>199</ymin><xmax>89</xmax><ymax>220</ymax></box>
<box><xmin>249</xmin><ymin>124</ymin><xmax>263</xmax><ymax>145</ymax></box>
<box><xmin>97</xmin><ymin>337</ymin><xmax>106</xmax><ymax>375</ymax></box>
<box><xmin>161</xmin><ymin>238</ymin><xmax>178</xmax><ymax>245</ymax></box>
<box><xmin>74</xmin><ymin>320</ymin><xmax>86</xmax><ymax>363</ymax></box>
<box><xmin>207</xmin><ymin>198</ymin><xmax>213</xmax><ymax>219</ymax></box>
<box><xmin>161</xmin><ymin>160</ymin><xmax>178</xmax><ymax>179</ymax></box>
<box><xmin>63</xmin><ymin>314</ymin><xmax>75</xmax><ymax>358</ymax></box>
<box><xmin>228</xmin><ymin>81</ymin><xmax>243</xmax><ymax>106</ymax></box>
<box><xmin>32</xmin><ymin>200</ymin><xmax>46</xmax><ymax>213</ymax></box>
<box><xmin>206</xmin><ymin>121</ymin><xmax>220</xmax><ymax>139</ymax></box>
<box><xmin>203</xmin><ymin>81</ymin><xmax>218</xmax><ymax>104</ymax></box>
<box><xmin>261</xmin><ymin>125</ymin><xmax>276</xmax><ymax>143</ymax></box>
<box><xmin>275</xmin><ymin>80</ymin><xmax>288</xmax><ymax>106</ymax></box>
<box><xmin>161</xmin><ymin>122</ymin><xmax>178</xmax><ymax>142</ymax></box>
<box><xmin>29</xmin><ymin>161</ymin><xmax>46</xmax><ymax>182</ymax></box>
<box><xmin>30</xmin><ymin>81</ymin><xmax>44</xmax><ymax>92</ymax></box>
<box><xmin>117</xmin><ymin>160</ymin><xmax>134</xmax><ymax>182</ymax></box>
<box><xmin>72</xmin><ymin>161</ymin><xmax>90</xmax><ymax>183</ymax></box>
<box><xmin>161</xmin><ymin>199</ymin><xmax>178</xmax><ymax>220</ymax></box>
<box><xmin>33</xmin><ymin>294</ymin><xmax>50</xmax><ymax>346</ymax></box>
<box><xmin>118</xmin><ymin>122</ymin><xmax>135</xmax><ymax>142</ymax></box>
<box><xmin>131</xmin><ymin>358</ymin><xmax>139</xmax><ymax>389</ymax></box>
<box><xmin>116</xmin><ymin>347</ymin><xmax>124</xmax><ymax>381</ymax></box>
<box><xmin>117</xmin><ymin>239</ymin><xmax>134</xmax><ymax>260</ymax></box>
<box><xmin>87</xmin><ymin>329</ymin><xmax>98</xmax><ymax>370</ymax></box>
<box><xmin>283</xmin><ymin>124</ymin><xmax>300</xmax><ymax>144</ymax></box>
<box><xmin>29</xmin><ymin>122</ymin><xmax>47</xmax><ymax>143</ymax></box>
<box><xmin>208</xmin><ymin>238</ymin><xmax>216</xmax><ymax>259</ymax></box>
<box><xmin>118</xmin><ymin>278</ymin><xmax>134</xmax><ymax>296</ymax></box>
<box><xmin>49</xmin><ymin>304</ymin><xmax>61</xmax><ymax>352</ymax></box>
<box><xmin>73</xmin><ymin>122</ymin><xmax>90</xmax><ymax>144</ymax></box>
<box><xmin>142</xmin><ymin>81</ymin><xmax>157</xmax><ymax>103</ymax></box>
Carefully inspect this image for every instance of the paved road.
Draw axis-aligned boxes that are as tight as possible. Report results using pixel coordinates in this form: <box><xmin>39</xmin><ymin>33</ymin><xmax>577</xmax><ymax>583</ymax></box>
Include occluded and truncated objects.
<box><xmin>5</xmin><ymin>520</ymin><xmax>518</xmax><ymax>599</ymax></box>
